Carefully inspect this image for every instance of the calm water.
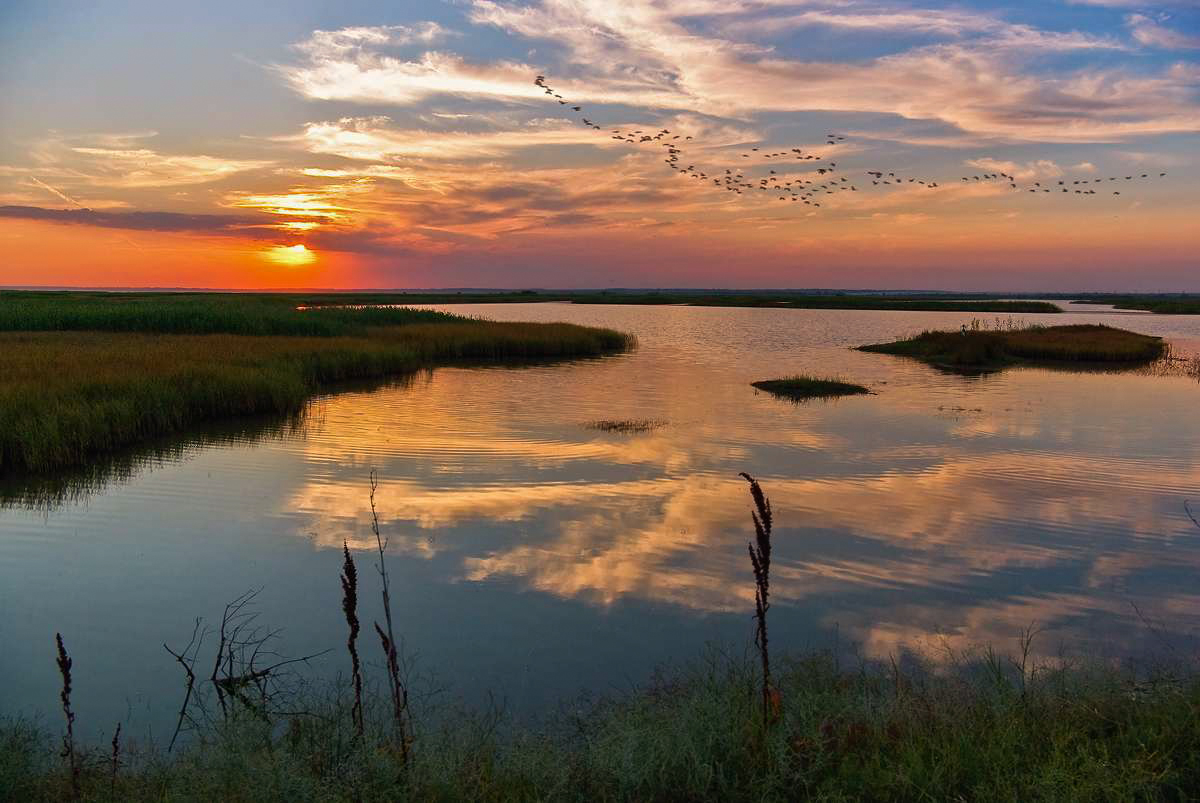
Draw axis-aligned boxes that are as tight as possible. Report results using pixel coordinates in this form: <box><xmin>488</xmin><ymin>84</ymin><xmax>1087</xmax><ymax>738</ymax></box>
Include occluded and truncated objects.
<box><xmin>3</xmin><ymin>303</ymin><xmax>1199</xmax><ymax>739</ymax></box>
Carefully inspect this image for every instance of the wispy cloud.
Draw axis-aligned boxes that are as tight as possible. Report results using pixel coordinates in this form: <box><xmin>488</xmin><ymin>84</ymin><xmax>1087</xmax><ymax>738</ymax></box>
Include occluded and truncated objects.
<box><xmin>0</xmin><ymin>204</ymin><xmax>264</xmax><ymax>234</ymax></box>
<box><xmin>1127</xmin><ymin>13</ymin><xmax>1200</xmax><ymax>50</ymax></box>
<box><xmin>277</xmin><ymin>1</ymin><xmax>1199</xmax><ymax>143</ymax></box>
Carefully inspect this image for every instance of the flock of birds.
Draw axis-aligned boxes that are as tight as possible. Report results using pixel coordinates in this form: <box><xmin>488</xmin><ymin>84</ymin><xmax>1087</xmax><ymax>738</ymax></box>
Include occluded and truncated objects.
<box><xmin>534</xmin><ymin>75</ymin><xmax>1168</xmax><ymax>211</ymax></box>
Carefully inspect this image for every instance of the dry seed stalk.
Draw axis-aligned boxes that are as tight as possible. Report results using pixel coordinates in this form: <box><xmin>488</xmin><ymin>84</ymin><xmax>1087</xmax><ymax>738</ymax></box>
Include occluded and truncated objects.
<box><xmin>739</xmin><ymin>472</ymin><xmax>774</xmax><ymax>724</ymax></box>
<box><xmin>341</xmin><ymin>541</ymin><xmax>364</xmax><ymax>739</ymax></box>
<box><xmin>55</xmin><ymin>633</ymin><xmax>80</xmax><ymax>800</ymax></box>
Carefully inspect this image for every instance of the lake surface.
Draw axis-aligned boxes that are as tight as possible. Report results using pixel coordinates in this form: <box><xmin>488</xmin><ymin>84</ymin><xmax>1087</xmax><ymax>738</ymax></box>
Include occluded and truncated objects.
<box><xmin>3</xmin><ymin>303</ymin><xmax>1200</xmax><ymax>740</ymax></box>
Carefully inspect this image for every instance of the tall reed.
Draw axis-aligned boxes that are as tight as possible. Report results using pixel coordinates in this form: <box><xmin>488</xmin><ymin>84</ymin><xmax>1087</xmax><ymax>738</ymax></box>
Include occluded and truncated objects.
<box><xmin>369</xmin><ymin>470</ymin><xmax>412</xmax><ymax>761</ymax></box>
<box><xmin>739</xmin><ymin>473</ymin><xmax>775</xmax><ymax>725</ymax></box>
<box><xmin>54</xmin><ymin>633</ymin><xmax>79</xmax><ymax>800</ymax></box>
<box><xmin>340</xmin><ymin>542</ymin><xmax>364</xmax><ymax>740</ymax></box>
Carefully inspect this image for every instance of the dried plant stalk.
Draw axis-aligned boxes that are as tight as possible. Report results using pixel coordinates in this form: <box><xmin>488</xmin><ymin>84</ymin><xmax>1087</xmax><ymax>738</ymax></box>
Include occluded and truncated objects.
<box><xmin>739</xmin><ymin>472</ymin><xmax>774</xmax><ymax>724</ymax></box>
<box><xmin>55</xmin><ymin>633</ymin><xmax>80</xmax><ymax>801</ymax></box>
<box><xmin>341</xmin><ymin>541</ymin><xmax>364</xmax><ymax>739</ymax></box>
<box><xmin>369</xmin><ymin>469</ymin><xmax>413</xmax><ymax>762</ymax></box>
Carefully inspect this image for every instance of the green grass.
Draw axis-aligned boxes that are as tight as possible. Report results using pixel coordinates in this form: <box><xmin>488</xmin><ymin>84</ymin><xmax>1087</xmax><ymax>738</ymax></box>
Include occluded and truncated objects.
<box><xmin>4</xmin><ymin>648</ymin><xmax>1198</xmax><ymax>802</ymax></box>
<box><xmin>0</xmin><ymin>293</ymin><xmax>634</xmax><ymax>475</ymax></box>
<box><xmin>0</xmin><ymin>291</ymin><xmax>461</xmax><ymax>336</ymax></box>
<box><xmin>858</xmin><ymin>324</ymin><xmax>1165</xmax><ymax>371</ymax></box>
<box><xmin>752</xmin><ymin>376</ymin><xmax>870</xmax><ymax>400</ymax></box>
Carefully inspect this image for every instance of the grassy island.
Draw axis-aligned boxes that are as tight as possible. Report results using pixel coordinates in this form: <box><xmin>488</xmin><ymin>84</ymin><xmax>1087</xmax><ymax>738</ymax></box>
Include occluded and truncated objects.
<box><xmin>0</xmin><ymin>292</ymin><xmax>634</xmax><ymax>475</ymax></box>
<box><xmin>858</xmin><ymin>323</ymin><xmax>1164</xmax><ymax>371</ymax></box>
<box><xmin>752</xmin><ymin>376</ymin><xmax>870</xmax><ymax>400</ymax></box>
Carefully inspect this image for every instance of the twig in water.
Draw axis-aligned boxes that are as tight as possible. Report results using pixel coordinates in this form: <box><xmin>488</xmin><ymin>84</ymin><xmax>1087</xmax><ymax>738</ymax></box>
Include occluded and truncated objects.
<box><xmin>164</xmin><ymin>618</ymin><xmax>204</xmax><ymax>752</ymax></box>
<box><xmin>55</xmin><ymin>633</ymin><xmax>80</xmax><ymax>801</ymax></box>
<box><xmin>739</xmin><ymin>472</ymin><xmax>776</xmax><ymax>725</ymax></box>
<box><xmin>1185</xmin><ymin>500</ymin><xmax>1199</xmax><ymax>530</ymax></box>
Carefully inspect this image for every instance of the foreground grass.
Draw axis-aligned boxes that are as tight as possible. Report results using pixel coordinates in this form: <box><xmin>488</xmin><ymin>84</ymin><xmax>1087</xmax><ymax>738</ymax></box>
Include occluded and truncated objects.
<box><xmin>858</xmin><ymin>323</ymin><xmax>1165</xmax><ymax>371</ymax></box>
<box><xmin>752</xmin><ymin>376</ymin><xmax>870</xmax><ymax>401</ymax></box>
<box><xmin>0</xmin><ymin>294</ymin><xmax>633</xmax><ymax>474</ymax></box>
<box><xmin>4</xmin><ymin>649</ymin><xmax>1198</xmax><ymax>802</ymax></box>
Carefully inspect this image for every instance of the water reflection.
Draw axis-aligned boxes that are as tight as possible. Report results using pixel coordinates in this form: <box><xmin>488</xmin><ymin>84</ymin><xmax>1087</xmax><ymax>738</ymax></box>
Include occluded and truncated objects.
<box><xmin>0</xmin><ymin>414</ymin><xmax>309</xmax><ymax>513</ymax></box>
<box><xmin>3</xmin><ymin>303</ymin><xmax>1200</xmax><ymax>737</ymax></box>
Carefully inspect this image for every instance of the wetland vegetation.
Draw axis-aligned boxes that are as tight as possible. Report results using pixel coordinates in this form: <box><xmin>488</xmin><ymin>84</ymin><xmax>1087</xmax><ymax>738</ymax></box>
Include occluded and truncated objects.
<box><xmin>1070</xmin><ymin>295</ymin><xmax>1200</xmax><ymax>315</ymax></box>
<box><xmin>858</xmin><ymin>322</ymin><xmax>1165</xmax><ymax>371</ymax></box>
<box><xmin>0</xmin><ymin>292</ymin><xmax>634</xmax><ymax>475</ymax></box>
<box><xmin>751</xmin><ymin>376</ymin><xmax>870</xmax><ymax>401</ymax></box>
<box><xmin>288</xmin><ymin>289</ymin><xmax>1063</xmax><ymax>313</ymax></box>
<box><xmin>5</xmin><ymin>647</ymin><xmax>1198</xmax><ymax>802</ymax></box>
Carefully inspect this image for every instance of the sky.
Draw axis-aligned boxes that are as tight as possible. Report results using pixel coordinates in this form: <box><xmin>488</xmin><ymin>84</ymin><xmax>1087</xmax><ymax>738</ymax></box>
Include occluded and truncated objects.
<box><xmin>0</xmin><ymin>0</ymin><xmax>1197</xmax><ymax>291</ymax></box>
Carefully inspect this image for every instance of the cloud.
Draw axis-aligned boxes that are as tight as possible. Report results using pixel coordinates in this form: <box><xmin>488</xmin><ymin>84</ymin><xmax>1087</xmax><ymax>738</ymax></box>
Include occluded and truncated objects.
<box><xmin>965</xmin><ymin>158</ymin><xmax>1066</xmax><ymax>182</ymax></box>
<box><xmin>0</xmin><ymin>204</ymin><xmax>265</xmax><ymax>234</ymax></box>
<box><xmin>281</xmin><ymin>23</ymin><xmax>537</xmax><ymax>105</ymax></box>
<box><xmin>293</xmin><ymin>22</ymin><xmax>453</xmax><ymax>57</ymax></box>
<box><xmin>64</xmin><ymin>147</ymin><xmax>271</xmax><ymax>188</ymax></box>
<box><xmin>294</xmin><ymin>115</ymin><xmax>620</xmax><ymax>162</ymax></box>
<box><xmin>277</xmin><ymin>0</ymin><xmax>1200</xmax><ymax>143</ymax></box>
<box><xmin>1127</xmin><ymin>13</ymin><xmax>1200</xmax><ymax>50</ymax></box>
<box><xmin>5</xmin><ymin>133</ymin><xmax>272</xmax><ymax>191</ymax></box>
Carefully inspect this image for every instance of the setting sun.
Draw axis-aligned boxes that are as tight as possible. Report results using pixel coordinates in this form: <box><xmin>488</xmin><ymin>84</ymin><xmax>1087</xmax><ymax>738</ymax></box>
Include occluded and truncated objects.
<box><xmin>263</xmin><ymin>243</ymin><xmax>316</xmax><ymax>266</ymax></box>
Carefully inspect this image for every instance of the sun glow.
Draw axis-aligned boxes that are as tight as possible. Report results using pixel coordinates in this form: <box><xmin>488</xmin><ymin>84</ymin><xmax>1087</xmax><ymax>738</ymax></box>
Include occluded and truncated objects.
<box><xmin>263</xmin><ymin>244</ymin><xmax>317</xmax><ymax>266</ymax></box>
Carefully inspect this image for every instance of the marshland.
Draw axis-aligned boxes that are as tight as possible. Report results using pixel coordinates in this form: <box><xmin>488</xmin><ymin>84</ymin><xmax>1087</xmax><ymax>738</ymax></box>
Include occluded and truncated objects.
<box><xmin>3</xmin><ymin>296</ymin><xmax>1200</xmax><ymax>800</ymax></box>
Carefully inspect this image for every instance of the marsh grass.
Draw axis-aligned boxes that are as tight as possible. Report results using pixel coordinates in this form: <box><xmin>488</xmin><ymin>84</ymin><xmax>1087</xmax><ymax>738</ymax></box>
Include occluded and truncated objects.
<box><xmin>584</xmin><ymin>419</ymin><xmax>667</xmax><ymax>434</ymax></box>
<box><xmin>0</xmin><ymin>315</ymin><xmax>634</xmax><ymax>475</ymax></box>
<box><xmin>0</xmin><ymin>292</ymin><xmax>460</xmax><ymax>336</ymax></box>
<box><xmin>5</xmin><ymin>646</ymin><xmax>1199</xmax><ymax>802</ymax></box>
<box><xmin>858</xmin><ymin>323</ymin><xmax>1164</xmax><ymax>371</ymax></box>
<box><xmin>1073</xmin><ymin>296</ymin><xmax>1200</xmax><ymax>315</ymax></box>
<box><xmin>751</xmin><ymin>376</ymin><xmax>870</xmax><ymax>401</ymax></box>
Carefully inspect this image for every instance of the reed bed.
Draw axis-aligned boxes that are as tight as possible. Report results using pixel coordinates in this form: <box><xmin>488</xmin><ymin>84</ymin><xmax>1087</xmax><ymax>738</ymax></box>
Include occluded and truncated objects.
<box><xmin>0</xmin><ymin>320</ymin><xmax>634</xmax><ymax>475</ymax></box>
<box><xmin>0</xmin><ymin>293</ymin><xmax>460</xmax><ymax>336</ymax></box>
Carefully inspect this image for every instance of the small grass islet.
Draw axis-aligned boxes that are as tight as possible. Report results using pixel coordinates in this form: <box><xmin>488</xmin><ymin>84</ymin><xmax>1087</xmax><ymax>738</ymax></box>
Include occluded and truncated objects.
<box><xmin>752</xmin><ymin>375</ymin><xmax>871</xmax><ymax>401</ymax></box>
<box><xmin>858</xmin><ymin>322</ymin><xmax>1165</xmax><ymax>371</ymax></box>
<box><xmin>584</xmin><ymin>418</ymin><xmax>667</xmax><ymax>433</ymax></box>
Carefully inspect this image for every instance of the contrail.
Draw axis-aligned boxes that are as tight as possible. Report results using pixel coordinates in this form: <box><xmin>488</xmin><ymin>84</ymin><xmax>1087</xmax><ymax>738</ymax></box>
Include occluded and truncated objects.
<box><xmin>29</xmin><ymin>176</ymin><xmax>84</xmax><ymax>207</ymax></box>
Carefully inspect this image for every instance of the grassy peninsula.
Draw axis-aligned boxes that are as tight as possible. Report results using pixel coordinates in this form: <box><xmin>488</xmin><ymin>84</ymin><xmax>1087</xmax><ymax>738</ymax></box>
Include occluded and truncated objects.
<box><xmin>1070</xmin><ymin>295</ymin><xmax>1200</xmax><ymax>315</ymax></box>
<box><xmin>858</xmin><ymin>323</ymin><xmax>1164</xmax><ymax>371</ymax></box>
<box><xmin>0</xmin><ymin>292</ymin><xmax>633</xmax><ymax>475</ymax></box>
<box><xmin>752</xmin><ymin>376</ymin><xmax>870</xmax><ymax>400</ymax></box>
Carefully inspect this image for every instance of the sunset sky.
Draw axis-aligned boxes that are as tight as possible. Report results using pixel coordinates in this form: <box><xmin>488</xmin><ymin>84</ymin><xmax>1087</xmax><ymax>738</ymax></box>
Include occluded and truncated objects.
<box><xmin>1</xmin><ymin>0</ymin><xmax>1197</xmax><ymax>290</ymax></box>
